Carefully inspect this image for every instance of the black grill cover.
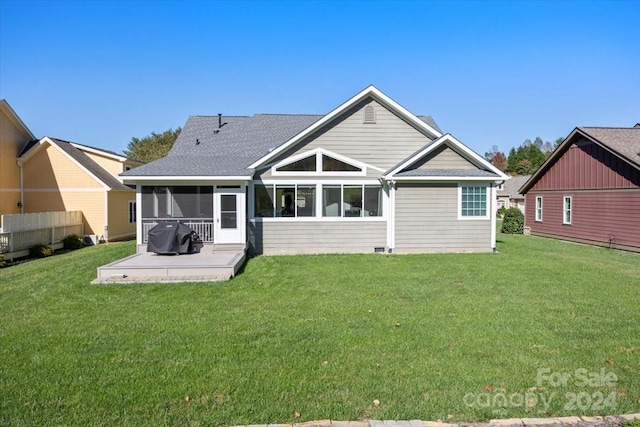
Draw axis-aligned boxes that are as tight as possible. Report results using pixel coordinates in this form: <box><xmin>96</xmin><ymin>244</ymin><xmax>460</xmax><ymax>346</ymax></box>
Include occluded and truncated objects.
<box><xmin>147</xmin><ymin>222</ymin><xmax>200</xmax><ymax>254</ymax></box>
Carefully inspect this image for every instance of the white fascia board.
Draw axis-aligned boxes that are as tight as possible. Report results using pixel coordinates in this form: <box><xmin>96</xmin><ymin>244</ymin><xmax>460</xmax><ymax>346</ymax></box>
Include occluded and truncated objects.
<box><xmin>390</xmin><ymin>176</ymin><xmax>502</xmax><ymax>182</ymax></box>
<box><xmin>384</xmin><ymin>134</ymin><xmax>510</xmax><ymax>180</ymax></box>
<box><xmin>71</xmin><ymin>143</ymin><xmax>127</xmax><ymax>162</ymax></box>
<box><xmin>17</xmin><ymin>138</ymin><xmax>49</xmax><ymax>164</ymax></box>
<box><xmin>121</xmin><ymin>176</ymin><xmax>251</xmax><ymax>186</ymax></box>
<box><xmin>248</xmin><ymin>85</ymin><xmax>443</xmax><ymax>169</ymax></box>
<box><xmin>24</xmin><ymin>137</ymin><xmax>110</xmax><ymax>190</ymax></box>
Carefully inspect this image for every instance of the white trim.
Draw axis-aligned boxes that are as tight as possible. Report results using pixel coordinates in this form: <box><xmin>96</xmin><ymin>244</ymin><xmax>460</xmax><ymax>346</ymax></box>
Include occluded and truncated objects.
<box><xmin>457</xmin><ymin>184</ymin><xmax>491</xmax><ymax>221</ymax></box>
<box><xmin>252</xmin><ymin>217</ymin><xmax>387</xmax><ymax>223</ymax></box>
<box><xmin>248</xmin><ymin>85</ymin><xmax>443</xmax><ymax>169</ymax></box>
<box><xmin>252</xmin><ymin>182</ymin><xmax>386</xmax><ymax>220</ymax></box>
<box><xmin>256</xmin><ymin>179</ymin><xmax>381</xmax><ymax>186</ymax></box>
<box><xmin>128</xmin><ymin>200</ymin><xmax>136</xmax><ymax>224</ymax></box>
<box><xmin>391</xmin><ymin>176</ymin><xmax>504</xmax><ymax>182</ymax></box>
<box><xmin>388</xmin><ymin>181</ymin><xmax>396</xmax><ymax>250</ymax></box>
<box><xmin>269</xmin><ymin>147</ymin><xmax>382</xmax><ymax>177</ymax></box>
<box><xmin>121</xmin><ymin>176</ymin><xmax>251</xmax><ymax>183</ymax></box>
<box><xmin>23</xmin><ymin>188</ymin><xmax>106</xmax><ymax>193</ymax></box>
<box><xmin>563</xmin><ymin>195</ymin><xmax>572</xmax><ymax>225</ymax></box>
<box><xmin>136</xmin><ymin>185</ymin><xmax>143</xmax><ymax>245</ymax></box>
<box><xmin>490</xmin><ymin>185</ymin><xmax>497</xmax><ymax>249</ymax></box>
<box><xmin>385</xmin><ymin>134</ymin><xmax>509</xmax><ymax>180</ymax></box>
<box><xmin>535</xmin><ymin>196</ymin><xmax>543</xmax><ymax>222</ymax></box>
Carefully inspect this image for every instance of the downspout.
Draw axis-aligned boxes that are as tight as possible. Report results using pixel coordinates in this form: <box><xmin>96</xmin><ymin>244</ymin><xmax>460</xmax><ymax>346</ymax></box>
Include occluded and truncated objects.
<box><xmin>491</xmin><ymin>183</ymin><xmax>498</xmax><ymax>252</ymax></box>
<box><xmin>17</xmin><ymin>159</ymin><xmax>24</xmax><ymax>214</ymax></box>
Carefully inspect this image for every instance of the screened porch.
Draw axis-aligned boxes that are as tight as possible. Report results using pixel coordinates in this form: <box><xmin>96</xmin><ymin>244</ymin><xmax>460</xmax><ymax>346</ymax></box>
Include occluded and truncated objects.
<box><xmin>141</xmin><ymin>186</ymin><xmax>215</xmax><ymax>243</ymax></box>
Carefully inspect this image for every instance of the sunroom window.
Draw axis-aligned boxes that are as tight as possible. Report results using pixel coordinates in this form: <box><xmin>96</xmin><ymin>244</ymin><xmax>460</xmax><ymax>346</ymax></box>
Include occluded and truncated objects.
<box><xmin>322</xmin><ymin>184</ymin><xmax>382</xmax><ymax>217</ymax></box>
<box><xmin>322</xmin><ymin>155</ymin><xmax>361</xmax><ymax>172</ymax></box>
<box><xmin>277</xmin><ymin>155</ymin><xmax>316</xmax><ymax>172</ymax></box>
<box><xmin>274</xmin><ymin>150</ymin><xmax>363</xmax><ymax>174</ymax></box>
<box><xmin>254</xmin><ymin>184</ymin><xmax>316</xmax><ymax>217</ymax></box>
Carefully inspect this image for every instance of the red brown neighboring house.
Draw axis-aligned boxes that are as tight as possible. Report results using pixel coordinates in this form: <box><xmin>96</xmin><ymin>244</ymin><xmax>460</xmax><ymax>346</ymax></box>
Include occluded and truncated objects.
<box><xmin>519</xmin><ymin>125</ymin><xmax>640</xmax><ymax>252</ymax></box>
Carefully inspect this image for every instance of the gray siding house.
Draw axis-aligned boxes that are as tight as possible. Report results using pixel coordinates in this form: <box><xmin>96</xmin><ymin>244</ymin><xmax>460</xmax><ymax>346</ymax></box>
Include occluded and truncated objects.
<box><xmin>121</xmin><ymin>86</ymin><xmax>509</xmax><ymax>255</ymax></box>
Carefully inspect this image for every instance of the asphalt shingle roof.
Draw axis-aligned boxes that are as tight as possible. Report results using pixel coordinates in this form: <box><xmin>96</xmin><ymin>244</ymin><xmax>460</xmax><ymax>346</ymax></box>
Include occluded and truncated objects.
<box><xmin>579</xmin><ymin>127</ymin><xmax>640</xmax><ymax>168</ymax></box>
<box><xmin>122</xmin><ymin>112</ymin><xmax>443</xmax><ymax>178</ymax></box>
<box><xmin>497</xmin><ymin>175</ymin><xmax>530</xmax><ymax>197</ymax></box>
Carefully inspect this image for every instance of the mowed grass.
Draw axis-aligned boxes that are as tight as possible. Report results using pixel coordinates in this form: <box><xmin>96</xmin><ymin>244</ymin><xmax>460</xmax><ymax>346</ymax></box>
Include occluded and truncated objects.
<box><xmin>0</xmin><ymin>235</ymin><xmax>639</xmax><ymax>426</ymax></box>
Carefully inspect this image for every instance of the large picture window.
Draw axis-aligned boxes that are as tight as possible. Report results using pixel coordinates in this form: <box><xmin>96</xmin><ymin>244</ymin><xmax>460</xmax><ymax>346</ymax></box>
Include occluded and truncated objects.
<box><xmin>460</xmin><ymin>185</ymin><xmax>488</xmax><ymax>218</ymax></box>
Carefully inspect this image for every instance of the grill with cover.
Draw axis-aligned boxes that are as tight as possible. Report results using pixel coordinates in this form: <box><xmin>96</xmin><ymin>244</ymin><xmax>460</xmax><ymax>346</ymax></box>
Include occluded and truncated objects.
<box><xmin>146</xmin><ymin>222</ymin><xmax>203</xmax><ymax>254</ymax></box>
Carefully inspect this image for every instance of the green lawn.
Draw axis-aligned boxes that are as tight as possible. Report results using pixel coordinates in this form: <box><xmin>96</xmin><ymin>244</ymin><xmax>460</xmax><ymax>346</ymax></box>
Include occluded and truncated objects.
<box><xmin>1</xmin><ymin>235</ymin><xmax>638</xmax><ymax>426</ymax></box>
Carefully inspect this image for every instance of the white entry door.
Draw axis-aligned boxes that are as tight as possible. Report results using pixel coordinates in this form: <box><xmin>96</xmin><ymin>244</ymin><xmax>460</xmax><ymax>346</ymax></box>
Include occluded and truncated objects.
<box><xmin>214</xmin><ymin>188</ymin><xmax>245</xmax><ymax>244</ymax></box>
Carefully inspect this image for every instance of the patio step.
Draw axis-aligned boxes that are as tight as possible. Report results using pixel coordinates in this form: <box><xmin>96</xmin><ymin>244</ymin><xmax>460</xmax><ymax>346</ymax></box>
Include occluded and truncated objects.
<box><xmin>93</xmin><ymin>250</ymin><xmax>246</xmax><ymax>284</ymax></box>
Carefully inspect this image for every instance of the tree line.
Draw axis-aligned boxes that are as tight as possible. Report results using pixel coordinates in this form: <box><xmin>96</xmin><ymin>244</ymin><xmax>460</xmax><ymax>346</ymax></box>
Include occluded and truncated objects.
<box><xmin>484</xmin><ymin>136</ymin><xmax>564</xmax><ymax>175</ymax></box>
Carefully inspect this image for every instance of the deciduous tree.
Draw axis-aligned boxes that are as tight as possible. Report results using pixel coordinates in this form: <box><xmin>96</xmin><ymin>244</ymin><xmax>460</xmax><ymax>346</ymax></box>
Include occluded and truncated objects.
<box><xmin>125</xmin><ymin>128</ymin><xmax>181</xmax><ymax>163</ymax></box>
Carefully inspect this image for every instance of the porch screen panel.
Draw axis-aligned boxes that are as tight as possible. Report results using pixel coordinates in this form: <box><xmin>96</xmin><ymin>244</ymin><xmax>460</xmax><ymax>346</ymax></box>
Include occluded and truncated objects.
<box><xmin>199</xmin><ymin>187</ymin><xmax>214</xmax><ymax>218</ymax></box>
<box><xmin>141</xmin><ymin>187</ymin><xmax>155</xmax><ymax>218</ymax></box>
<box><xmin>156</xmin><ymin>187</ymin><xmax>169</xmax><ymax>218</ymax></box>
<box><xmin>172</xmin><ymin>186</ymin><xmax>198</xmax><ymax>218</ymax></box>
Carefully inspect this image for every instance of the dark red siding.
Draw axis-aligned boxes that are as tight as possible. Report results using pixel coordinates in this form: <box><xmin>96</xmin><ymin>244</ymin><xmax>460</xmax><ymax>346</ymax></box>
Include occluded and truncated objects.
<box><xmin>531</xmin><ymin>138</ymin><xmax>640</xmax><ymax>191</ymax></box>
<box><xmin>525</xmin><ymin>191</ymin><xmax>640</xmax><ymax>251</ymax></box>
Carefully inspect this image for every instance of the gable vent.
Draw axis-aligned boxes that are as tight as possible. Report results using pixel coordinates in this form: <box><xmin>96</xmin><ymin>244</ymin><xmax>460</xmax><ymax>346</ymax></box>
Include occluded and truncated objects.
<box><xmin>363</xmin><ymin>105</ymin><xmax>376</xmax><ymax>124</ymax></box>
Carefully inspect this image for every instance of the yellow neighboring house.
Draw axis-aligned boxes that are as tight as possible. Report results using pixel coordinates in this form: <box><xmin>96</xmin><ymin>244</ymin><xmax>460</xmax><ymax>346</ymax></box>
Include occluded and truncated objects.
<box><xmin>1</xmin><ymin>99</ymin><xmax>143</xmax><ymax>241</ymax></box>
<box><xmin>0</xmin><ymin>99</ymin><xmax>35</xmax><ymax>216</ymax></box>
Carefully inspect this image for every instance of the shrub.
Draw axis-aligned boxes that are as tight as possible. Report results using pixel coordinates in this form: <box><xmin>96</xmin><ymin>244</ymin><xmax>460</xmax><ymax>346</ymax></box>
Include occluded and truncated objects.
<box><xmin>30</xmin><ymin>243</ymin><xmax>54</xmax><ymax>259</ymax></box>
<box><xmin>501</xmin><ymin>207</ymin><xmax>524</xmax><ymax>234</ymax></box>
<box><xmin>0</xmin><ymin>253</ymin><xmax>5</xmax><ymax>268</ymax></box>
<box><xmin>63</xmin><ymin>234</ymin><xmax>83</xmax><ymax>250</ymax></box>
<box><xmin>497</xmin><ymin>206</ymin><xmax>507</xmax><ymax>218</ymax></box>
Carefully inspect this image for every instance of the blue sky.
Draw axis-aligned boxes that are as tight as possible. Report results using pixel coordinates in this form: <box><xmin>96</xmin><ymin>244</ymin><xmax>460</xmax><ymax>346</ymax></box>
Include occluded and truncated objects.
<box><xmin>1</xmin><ymin>0</ymin><xmax>639</xmax><ymax>156</ymax></box>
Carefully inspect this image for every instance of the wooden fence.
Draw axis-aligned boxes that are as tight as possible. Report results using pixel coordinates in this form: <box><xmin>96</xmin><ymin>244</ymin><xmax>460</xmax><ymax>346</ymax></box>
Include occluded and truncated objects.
<box><xmin>0</xmin><ymin>211</ymin><xmax>84</xmax><ymax>260</ymax></box>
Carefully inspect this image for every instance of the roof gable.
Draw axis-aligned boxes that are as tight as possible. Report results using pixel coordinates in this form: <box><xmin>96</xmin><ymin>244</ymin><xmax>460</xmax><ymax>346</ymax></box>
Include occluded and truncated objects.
<box><xmin>19</xmin><ymin>137</ymin><xmax>132</xmax><ymax>191</ymax></box>
<box><xmin>385</xmin><ymin>134</ymin><xmax>508</xmax><ymax>181</ymax></box>
<box><xmin>520</xmin><ymin>126</ymin><xmax>640</xmax><ymax>194</ymax></box>
<box><xmin>248</xmin><ymin>85</ymin><xmax>443</xmax><ymax>169</ymax></box>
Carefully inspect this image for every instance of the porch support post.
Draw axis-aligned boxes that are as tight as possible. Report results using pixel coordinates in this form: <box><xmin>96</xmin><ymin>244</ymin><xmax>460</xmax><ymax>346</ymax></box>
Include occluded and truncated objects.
<box><xmin>136</xmin><ymin>185</ymin><xmax>143</xmax><ymax>245</ymax></box>
<box><xmin>490</xmin><ymin>183</ymin><xmax>497</xmax><ymax>251</ymax></box>
<box><xmin>387</xmin><ymin>180</ymin><xmax>396</xmax><ymax>251</ymax></box>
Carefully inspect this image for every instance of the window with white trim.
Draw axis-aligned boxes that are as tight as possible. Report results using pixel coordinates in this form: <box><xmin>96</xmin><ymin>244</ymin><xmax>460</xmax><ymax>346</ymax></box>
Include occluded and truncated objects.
<box><xmin>563</xmin><ymin>196</ymin><xmax>572</xmax><ymax>225</ymax></box>
<box><xmin>128</xmin><ymin>201</ymin><xmax>136</xmax><ymax>223</ymax></box>
<box><xmin>272</xmin><ymin>149</ymin><xmax>364</xmax><ymax>175</ymax></box>
<box><xmin>460</xmin><ymin>185</ymin><xmax>488</xmax><ymax>218</ymax></box>
<box><xmin>254</xmin><ymin>184</ymin><xmax>316</xmax><ymax>218</ymax></box>
<box><xmin>535</xmin><ymin>196</ymin><xmax>543</xmax><ymax>222</ymax></box>
<box><xmin>322</xmin><ymin>184</ymin><xmax>382</xmax><ymax>217</ymax></box>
